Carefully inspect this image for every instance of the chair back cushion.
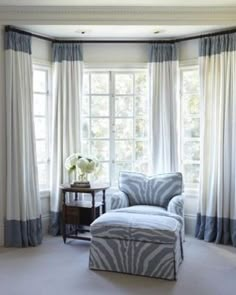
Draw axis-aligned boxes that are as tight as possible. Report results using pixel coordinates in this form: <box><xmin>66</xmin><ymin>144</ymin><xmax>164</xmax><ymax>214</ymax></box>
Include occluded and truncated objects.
<box><xmin>119</xmin><ymin>171</ymin><xmax>183</xmax><ymax>208</ymax></box>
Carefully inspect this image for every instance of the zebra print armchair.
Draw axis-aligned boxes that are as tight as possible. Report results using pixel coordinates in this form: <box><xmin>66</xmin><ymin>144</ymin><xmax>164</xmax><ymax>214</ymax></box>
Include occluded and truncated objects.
<box><xmin>110</xmin><ymin>171</ymin><xmax>184</xmax><ymax>226</ymax></box>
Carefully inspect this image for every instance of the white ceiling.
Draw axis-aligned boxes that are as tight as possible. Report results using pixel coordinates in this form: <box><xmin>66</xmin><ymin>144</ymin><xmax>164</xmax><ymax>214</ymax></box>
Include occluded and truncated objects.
<box><xmin>0</xmin><ymin>0</ymin><xmax>236</xmax><ymax>6</ymax></box>
<box><xmin>18</xmin><ymin>25</ymin><xmax>233</xmax><ymax>39</ymax></box>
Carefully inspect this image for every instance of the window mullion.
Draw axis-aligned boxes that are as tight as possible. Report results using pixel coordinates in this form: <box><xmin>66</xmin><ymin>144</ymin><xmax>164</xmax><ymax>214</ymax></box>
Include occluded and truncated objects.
<box><xmin>132</xmin><ymin>72</ymin><xmax>136</xmax><ymax>170</ymax></box>
<box><xmin>110</xmin><ymin>71</ymin><xmax>115</xmax><ymax>186</ymax></box>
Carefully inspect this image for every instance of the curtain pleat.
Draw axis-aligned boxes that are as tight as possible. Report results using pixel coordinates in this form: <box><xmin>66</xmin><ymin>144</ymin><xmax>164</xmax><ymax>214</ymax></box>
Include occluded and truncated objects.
<box><xmin>196</xmin><ymin>33</ymin><xmax>236</xmax><ymax>247</ymax></box>
<box><xmin>49</xmin><ymin>43</ymin><xmax>83</xmax><ymax>235</ymax></box>
<box><xmin>149</xmin><ymin>43</ymin><xmax>179</xmax><ymax>174</ymax></box>
<box><xmin>4</xmin><ymin>30</ymin><xmax>42</xmax><ymax>247</ymax></box>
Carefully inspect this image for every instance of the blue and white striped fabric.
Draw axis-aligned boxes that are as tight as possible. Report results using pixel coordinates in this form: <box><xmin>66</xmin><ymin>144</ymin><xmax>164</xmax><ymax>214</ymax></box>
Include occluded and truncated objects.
<box><xmin>196</xmin><ymin>33</ymin><xmax>236</xmax><ymax>247</ymax></box>
<box><xmin>149</xmin><ymin>43</ymin><xmax>179</xmax><ymax>174</ymax></box>
<box><xmin>89</xmin><ymin>211</ymin><xmax>183</xmax><ymax>280</ymax></box>
<box><xmin>91</xmin><ymin>211</ymin><xmax>181</xmax><ymax>243</ymax></box>
<box><xmin>4</xmin><ymin>30</ymin><xmax>42</xmax><ymax>247</ymax></box>
<box><xmin>119</xmin><ymin>171</ymin><xmax>183</xmax><ymax>208</ymax></box>
<box><xmin>50</xmin><ymin>43</ymin><xmax>83</xmax><ymax>235</ymax></box>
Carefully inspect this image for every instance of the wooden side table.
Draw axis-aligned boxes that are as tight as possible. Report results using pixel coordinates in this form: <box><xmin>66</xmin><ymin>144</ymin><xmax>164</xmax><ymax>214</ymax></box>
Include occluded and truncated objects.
<box><xmin>60</xmin><ymin>184</ymin><xmax>109</xmax><ymax>243</ymax></box>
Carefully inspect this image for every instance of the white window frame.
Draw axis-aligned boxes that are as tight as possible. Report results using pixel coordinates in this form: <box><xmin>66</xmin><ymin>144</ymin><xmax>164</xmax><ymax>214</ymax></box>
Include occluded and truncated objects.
<box><xmin>179</xmin><ymin>63</ymin><xmax>200</xmax><ymax>196</ymax></box>
<box><xmin>82</xmin><ymin>66</ymin><xmax>149</xmax><ymax>186</ymax></box>
<box><xmin>33</xmin><ymin>62</ymin><xmax>52</xmax><ymax>194</ymax></box>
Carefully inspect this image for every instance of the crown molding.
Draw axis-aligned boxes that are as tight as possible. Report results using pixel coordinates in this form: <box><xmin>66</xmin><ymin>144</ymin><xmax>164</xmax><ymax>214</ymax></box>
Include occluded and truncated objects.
<box><xmin>0</xmin><ymin>6</ymin><xmax>236</xmax><ymax>25</ymax></box>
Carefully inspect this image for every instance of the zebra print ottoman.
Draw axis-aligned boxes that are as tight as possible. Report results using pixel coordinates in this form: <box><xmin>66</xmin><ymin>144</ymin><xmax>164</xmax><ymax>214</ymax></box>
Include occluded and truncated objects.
<box><xmin>89</xmin><ymin>211</ymin><xmax>183</xmax><ymax>280</ymax></box>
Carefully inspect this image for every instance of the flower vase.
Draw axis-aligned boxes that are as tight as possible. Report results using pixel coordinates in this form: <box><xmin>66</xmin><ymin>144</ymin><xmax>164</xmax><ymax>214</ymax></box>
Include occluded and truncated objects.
<box><xmin>72</xmin><ymin>168</ymin><xmax>90</xmax><ymax>188</ymax></box>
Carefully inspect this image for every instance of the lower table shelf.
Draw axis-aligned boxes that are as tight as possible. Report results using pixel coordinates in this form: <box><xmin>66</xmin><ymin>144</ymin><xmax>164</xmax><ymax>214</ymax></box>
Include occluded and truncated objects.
<box><xmin>60</xmin><ymin>184</ymin><xmax>109</xmax><ymax>243</ymax></box>
<box><xmin>63</xmin><ymin>201</ymin><xmax>102</xmax><ymax>242</ymax></box>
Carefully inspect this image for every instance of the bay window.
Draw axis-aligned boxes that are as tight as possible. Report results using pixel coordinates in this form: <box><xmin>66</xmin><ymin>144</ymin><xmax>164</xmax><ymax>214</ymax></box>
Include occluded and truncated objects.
<box><xmin>82</xmin><ymin>69</ymin><xmax>149</xmax><ymax>185</ymax></box>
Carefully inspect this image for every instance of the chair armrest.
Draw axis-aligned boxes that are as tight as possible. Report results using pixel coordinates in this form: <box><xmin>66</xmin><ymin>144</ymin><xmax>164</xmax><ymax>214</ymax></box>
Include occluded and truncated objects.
<box><xmin>110</xmin><ymin>191</ymin><xmax>129</xmax><ymax>210</ymax></box>
<box><xmin>168</xmin><ymin>195</ymin><xmax>184</xmax><ymax>218</ymax></box>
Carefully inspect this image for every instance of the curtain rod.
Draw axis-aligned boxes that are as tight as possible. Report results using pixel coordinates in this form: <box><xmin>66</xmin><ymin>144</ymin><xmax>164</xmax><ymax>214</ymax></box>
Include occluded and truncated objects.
<box><xmin>5</xmin><ymin>25</ymin><xmax>236</xmax><ymax>44</ymax></box>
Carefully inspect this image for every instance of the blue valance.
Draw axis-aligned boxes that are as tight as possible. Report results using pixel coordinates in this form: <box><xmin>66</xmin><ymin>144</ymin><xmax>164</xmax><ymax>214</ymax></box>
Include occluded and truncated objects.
<box><xmin>53</xmin><ymin>43</ymin><xmax>83</xmax><ymax>62</ymax></box>
<box><xmin>5</xmin><ymin>31</ymin><xmax>32</xmax><ymax>54</ymax></box>
<box><xmin>200</xmin><ymin>33</ymin><xmax>236</xmax><ymax>56</ymax></box>
<box><xmin>150</xmin><ymin>43</ymin><xmax>177</xmax><ymax>63</ymax></box>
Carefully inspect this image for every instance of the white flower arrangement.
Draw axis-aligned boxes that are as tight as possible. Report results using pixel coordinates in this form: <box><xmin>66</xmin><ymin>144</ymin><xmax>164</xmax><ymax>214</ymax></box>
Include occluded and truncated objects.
<box><xmin>65</xmin><ymin>153</ymin><xmax>100</xmax><ymax>181</ymax></box>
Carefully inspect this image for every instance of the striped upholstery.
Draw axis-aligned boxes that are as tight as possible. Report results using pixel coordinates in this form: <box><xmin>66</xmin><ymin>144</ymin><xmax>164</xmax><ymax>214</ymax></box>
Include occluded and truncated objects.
<box><xmin>119</xmin><ymin>172</ymin><xmax>183</xmax><ymax>208</ymax></box>
<box><xmin>89</xmin><ymin>211</ymin><xmax>183</xmax><ymax>280</ymax></box>
<box><xmin>113</xmin><ymin>205</ymin><xmax>184</xmax><ymax>227</ymax></box>
<box><xmin>90</xmin><ymin>212</ymin><xmax>181</xmax><ymax>243</ymax></box>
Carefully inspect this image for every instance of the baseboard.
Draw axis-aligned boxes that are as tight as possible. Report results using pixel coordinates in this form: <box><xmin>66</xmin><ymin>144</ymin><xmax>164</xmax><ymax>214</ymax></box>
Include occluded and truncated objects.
<box><xmin>42</xmin><ymin>214</ymin><xmax>50</xmax><ymax>236</ymax></box>
<box><xmin>184</xmin><ymin>214</ymin><xmax>196</xmax><ymax>236</ymax></box>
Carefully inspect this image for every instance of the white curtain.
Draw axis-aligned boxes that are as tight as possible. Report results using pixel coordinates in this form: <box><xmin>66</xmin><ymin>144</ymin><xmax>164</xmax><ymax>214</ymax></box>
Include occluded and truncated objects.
<box><xmin>5</xmin><ymin>30</ymin><xmax>42</xmax><ymax>247</ymax></box>
<box><xmin>196</xmin><ymin>33</ymin><xmax>236</xmax><ymax>246</ymax></box>
<box><xmin>149</xmin><ymin>43</ymin><xmax>179</xmax><ymax>174</ymax></box>
<box><xmin>50</xmin><ymin>43</ymin><xmax>83</xmax><ymax>235</ymax></box>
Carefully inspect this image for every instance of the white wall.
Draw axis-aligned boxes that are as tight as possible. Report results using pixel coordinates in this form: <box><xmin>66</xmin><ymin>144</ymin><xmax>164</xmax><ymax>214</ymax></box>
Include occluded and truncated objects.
<box><xmin>32</xmin><ymin>37</ymin><xmax>52</xmax><ymax>63</ymax></box>
<box><xmin>179</xmin><ymin>39</ymin><xmax>199</xmax><ymax>61</ymax></box>
<box><xmin>83</xmin><ymin>43</ymin><xmax>149</xmax><ymax>65</ymax></box>
<box><xmin>0</xmin><ymin>26</ymin><xmax>6</xmax><ymax>246</ymax></box>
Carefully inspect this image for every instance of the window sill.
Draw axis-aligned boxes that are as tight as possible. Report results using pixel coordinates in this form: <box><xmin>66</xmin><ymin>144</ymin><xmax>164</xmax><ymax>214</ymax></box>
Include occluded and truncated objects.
<box><xmin>183</xmin><ymin>189</ymin><xmax>199</xmax><ymax>199</ymax></box>
<box><xmin>40</xmin><ymin>190</ymin><xmax>50</xmax><ymax>199</ymax></box>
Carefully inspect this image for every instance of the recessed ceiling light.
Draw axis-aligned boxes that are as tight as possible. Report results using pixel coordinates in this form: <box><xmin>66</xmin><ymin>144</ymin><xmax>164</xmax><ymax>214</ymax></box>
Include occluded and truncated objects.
<box><xmin>75</xmin><ymin>30</ymin><xmax>87</xmax><ymax>35</ymax></box>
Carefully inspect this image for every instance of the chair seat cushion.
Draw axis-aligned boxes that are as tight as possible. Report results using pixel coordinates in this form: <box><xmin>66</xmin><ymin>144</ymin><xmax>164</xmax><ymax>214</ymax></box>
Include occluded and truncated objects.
<box><xmin>113</xmin><ymin>205</ymin><xmax>183</xmax><ymax>226</ymax></box>
<box><xmin>90</xmin><ymin>212</ymin><xmax>181</xmax><ymax>244</ymax></box>
<box><xmin>113</xmin><ymin>205</ymin><xmax>166</xmax><ymax>215</ymax></box>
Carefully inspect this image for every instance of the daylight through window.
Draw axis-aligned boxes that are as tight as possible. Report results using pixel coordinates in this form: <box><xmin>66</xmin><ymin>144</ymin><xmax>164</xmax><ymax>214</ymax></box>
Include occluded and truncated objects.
<box><xmin>82</xmin><ymin>70</ymin><xmax>149</xmax><ymax>185</ymax></box>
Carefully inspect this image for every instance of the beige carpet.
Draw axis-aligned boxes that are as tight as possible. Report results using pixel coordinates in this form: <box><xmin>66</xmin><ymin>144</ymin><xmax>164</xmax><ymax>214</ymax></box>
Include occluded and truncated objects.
<box><xmin>0</xmin><ymin>236</ymin><xmax>236</xmax><ymax>295</ymax></box>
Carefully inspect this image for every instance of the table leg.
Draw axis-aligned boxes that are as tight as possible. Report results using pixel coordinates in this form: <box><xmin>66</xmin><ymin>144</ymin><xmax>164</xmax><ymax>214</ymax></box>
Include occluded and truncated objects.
<box><xmin>102</xmin><ymin>189</ymin><xmax>106</xmax><ymax>214</ymax></box>
<box><xmin>62</xmin><ymin>191</ymin><xmax>67</xmax><ymax>244</ymax></box>
<box><xmin>91</xmin><ymin>191</ymin><xmax>96</xmax><ymax>221</ymax></box>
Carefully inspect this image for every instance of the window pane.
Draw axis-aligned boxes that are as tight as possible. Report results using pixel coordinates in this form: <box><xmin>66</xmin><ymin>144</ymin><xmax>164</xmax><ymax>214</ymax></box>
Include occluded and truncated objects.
<box><xmin>83</xmin><ymin>73</ymin><xmax>89</xmax><ymax>94</ymax></box>
<box><xmin>184</xmin><ymin>141</ymin><xmax>200</xmax><ymax>161</ymax></box>
<box><xmin>91</xmin><ymin>73</ymin><xmax>109</xmax><ymax>94</ymax></box>
<box><xmin>136</xmin><ymin>96</ymin><xmax>147</xmax><ymax>116</ymax></box>
<box><xmin>82</xmin><ymin>140</ymin><xmax>90</xmax><ymax>155</ymax></box>
<box><xmin>182</xmin><ymin>70</ymin><xmax>199</xmax><ymax>93</ymax></box>
<box><xmin>114</xmin><ymin>162</ymin><xmax>133</xmax><ymax>181</ymax></box>
<box><xmin>136</xmin><ymin>118</ymin><xmax>148</xmax><ymax>138</ymax></box>
<box><xmin>34</xmin><ymin>94</ymin><xmax>46</xmax><ymax>116</ymax></box>
<box><xmin>33</xmin><ymin>70</ymin><xmax>47</xmax><ymax>93</ymax></box>
<box><xmin>115</xmin><ymin>140</ymin><xmax>133</xmax><ymax>161</ymax></box>
<box><xmin>91</xmin><ymin>96</ymin><xmax>109</xmax><ymax>116</ymax></box>
<box><xmin>82</xmin><ymin>119</ymin><xmax>89</xmax><ymax>139</ymax></box>
<box><xmin>82</xmin><ymin>95</ymin><xmax>89</xmax><ymax>117</ymax></box>
<box><xmin>135</xmin><ymin>72</ymin><xmax>147</xmax><ymax>95</ymax></box>
<box><xmin>91</xmin><ymin>119</ymin><xmax>109</xmax><ymax>138</ymax></box>
<box><xmin>183</xmin><ymin>94</ymin><xmax>200</xmax><ymax>115</ymax></box>
<box><xmin>115</xmin><ymin>118</ymin><xmax>133</xmax><ymax>139</ymax></box>
<box><xmin>95</xmin><ymin>162</ymin><xmax>109</xmax><ymax>183</ymax></box>
<box><xmin>37</xmin><ymin>163</ymin><xmax>49</xmax><ymax>189</ymax></box>
<box><xmin>183</xmin><ymin>164</ymin><xmax>200</xmax><ymax>184</ymax></box>
<box><xmin>134</xmin><ymin>161</ymin><xmax>149</xmax><ymax>174</ymax></box>
<box><xmin>91</xmin><ymin>140</ymin><xmax>110</xmax><ymax>161</ymax></box>
<box><xmin>135</xmin><ymin>141</ymin><xmax>148</xmax><ymax>161</ymax></box>
<box><xmin>115</xmin><ymin>96</ymin><xmax>133</xmax><ymax>117</ymax></box>
<box><xmin>34</xmin><ymin>118</ymin><xmax>46</xmax><ymax>139</ymax></box>
<box><xmin>36</xmin><ymin>140</ymin><xmax>47</xmax><ymax>162</ymax></box>
<box><xmin>115</xmin><ymin>74</ymin><xmax>133</xmax><ymax>95</ymax></box>
<box><xmin>184</xmin><ymin>118</ymin><xmax>200</xmax><ymax>138</ymax></box>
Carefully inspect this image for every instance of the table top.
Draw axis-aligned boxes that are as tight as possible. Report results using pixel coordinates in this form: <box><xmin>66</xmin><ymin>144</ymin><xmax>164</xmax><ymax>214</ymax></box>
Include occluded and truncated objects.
<box><xmin>60</xmin><ymin>183</ymin><xmax>110</xmax><ymax>193</ymax></box>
